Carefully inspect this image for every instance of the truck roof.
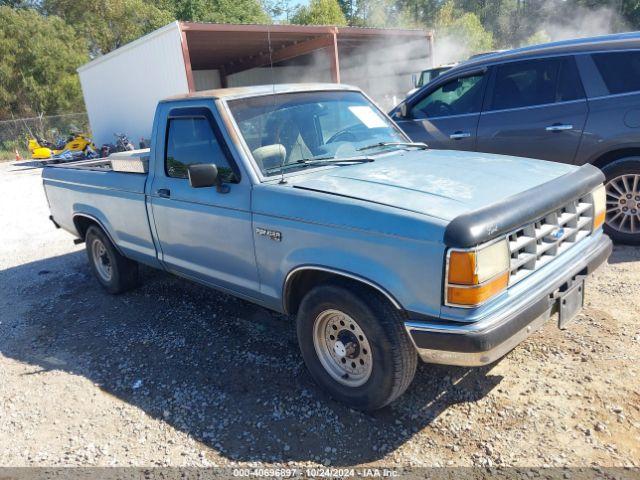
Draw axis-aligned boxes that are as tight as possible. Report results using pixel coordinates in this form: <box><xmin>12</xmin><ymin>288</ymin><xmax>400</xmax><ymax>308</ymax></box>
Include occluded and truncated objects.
<box><xmin>162</xmin><ymin>83</ymin><xmax>361</xmax><ymax>103</ymax></box>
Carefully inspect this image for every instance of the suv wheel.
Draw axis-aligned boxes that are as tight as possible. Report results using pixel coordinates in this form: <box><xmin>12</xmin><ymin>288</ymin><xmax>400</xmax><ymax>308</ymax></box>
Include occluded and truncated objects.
<box><xmin>296</xmin><ymin>283</ymin><xmax>417</xmax><ymax>411</ymax></box>
<box><xmin>602</xmin><ymin>157</ymin><xmax>640</xmax><ymax>245</ymax></box>
<box><xmin>85</xmin><ymin>226</ymin><xmax>139</xmax><ymax>293</ymax></box>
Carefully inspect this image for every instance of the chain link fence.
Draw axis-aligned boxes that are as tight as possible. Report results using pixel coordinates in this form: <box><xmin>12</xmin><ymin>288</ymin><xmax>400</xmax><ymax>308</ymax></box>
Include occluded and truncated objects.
<box><xmin>0</xmin><ymin>112</ymin><xmax>90</xmax><ymax>161</ymax></box>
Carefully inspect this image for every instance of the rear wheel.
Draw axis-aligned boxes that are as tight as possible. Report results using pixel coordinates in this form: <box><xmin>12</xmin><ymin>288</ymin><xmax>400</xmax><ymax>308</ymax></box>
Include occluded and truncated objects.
<box><xmin>85</xmin><ymin>226</ymin><xmax>139</xmax><ymax>294</ymax></box>
<box><xmin>296</xmin><ymin>283</ymin><xmax>417</xmax><ymax>411</ymax></box>
<box><xmin>602</xmin><ymin>158</ymin><xmax>640</xmax><ymax>245</ymax></box>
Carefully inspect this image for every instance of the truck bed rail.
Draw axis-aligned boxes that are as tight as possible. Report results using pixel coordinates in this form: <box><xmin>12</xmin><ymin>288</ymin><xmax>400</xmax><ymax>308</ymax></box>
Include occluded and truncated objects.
<box><xmin>47</xmin><ymin>149</ymin><xmax>150</xmax><ymax>174</ymax></box>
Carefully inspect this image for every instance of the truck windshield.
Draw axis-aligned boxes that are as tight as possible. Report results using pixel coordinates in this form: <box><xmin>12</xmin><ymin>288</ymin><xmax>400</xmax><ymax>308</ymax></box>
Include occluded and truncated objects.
<box><xmin>227</xmin><ymin>91</ymin><xmax>407</xmax><ymax>177</ymax></box>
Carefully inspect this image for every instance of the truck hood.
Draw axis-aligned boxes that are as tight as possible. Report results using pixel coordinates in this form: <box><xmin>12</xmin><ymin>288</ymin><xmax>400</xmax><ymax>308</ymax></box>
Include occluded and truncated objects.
<box><xmin>290</xmin><ymin>149</ymin><xmax>577</xmax><ymax>221</ymax></box>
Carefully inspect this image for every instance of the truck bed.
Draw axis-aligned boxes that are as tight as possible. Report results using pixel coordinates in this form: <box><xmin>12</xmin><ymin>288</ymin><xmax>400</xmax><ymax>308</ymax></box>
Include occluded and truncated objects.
<box><xmin>42</xmin><ymin>149</ymin><xmax>157</xmax><ymax>266</ymax></box>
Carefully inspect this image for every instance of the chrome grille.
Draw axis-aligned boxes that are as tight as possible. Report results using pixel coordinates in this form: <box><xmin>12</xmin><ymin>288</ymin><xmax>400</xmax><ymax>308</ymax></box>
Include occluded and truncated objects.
<box><xmin>508</xmin><ymin>194</ymin><xmax>594</xmax><ymax>285</ymax></box>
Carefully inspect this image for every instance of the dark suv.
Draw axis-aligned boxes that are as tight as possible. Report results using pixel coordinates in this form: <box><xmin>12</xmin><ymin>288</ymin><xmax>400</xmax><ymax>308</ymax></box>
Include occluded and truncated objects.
<box><xmin>390</xmin><ymin>32</ymin><xmax>640</xmax><ymax>244</ymax></box>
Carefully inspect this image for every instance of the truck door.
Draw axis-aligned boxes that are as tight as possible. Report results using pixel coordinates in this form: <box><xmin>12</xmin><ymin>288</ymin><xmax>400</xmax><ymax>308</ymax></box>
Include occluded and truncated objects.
<box><xmin>148</xmin><ymin>105</ymin><xmax>259</xmax><ymax>296</ymax></box>
<box><xmin>476</xmin><ymin>56</ymin><xmax>588</xmax><ymax>163</ymax></box>
<box><xmin>394</xmin><ymin>70</ymin><xmax>487</xmax><ymax>151</ymax></box>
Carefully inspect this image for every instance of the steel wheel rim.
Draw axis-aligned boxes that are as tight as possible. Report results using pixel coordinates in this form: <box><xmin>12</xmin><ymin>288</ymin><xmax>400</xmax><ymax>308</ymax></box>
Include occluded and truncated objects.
<box><xmin>91</xmin><ymin>238</ymin><xmax>113</xmax><ymax>282</ymax></box>
<box><xmin>312</xmin><ymin>309</ymin><xmax>372</xmax><ymax>387</ymax></box>
<box><xmin>605</xmin><ymin>174</ymin><xmax>640</xmax><ymax>234</ymax></box>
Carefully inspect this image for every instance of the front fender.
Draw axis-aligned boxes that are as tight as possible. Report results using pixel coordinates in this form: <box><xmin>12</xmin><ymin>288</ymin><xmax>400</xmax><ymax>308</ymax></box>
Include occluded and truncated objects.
<box><xmin>253</xmin><ymin>213</ymin><xmax>445</xmax><ymax>319</ymax></box>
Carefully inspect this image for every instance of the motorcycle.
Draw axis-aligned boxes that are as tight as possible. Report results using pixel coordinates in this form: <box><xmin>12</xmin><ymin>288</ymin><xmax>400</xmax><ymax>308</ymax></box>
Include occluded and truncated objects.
<box><xmin>28</xmin><ymin>132</ymin><xmax>97</xmax><ymax>161</ymax></box>
<box><xmin>100</xmin><ymin>133</ymin><xmax>135</xmax><ymax>157</ymax></box>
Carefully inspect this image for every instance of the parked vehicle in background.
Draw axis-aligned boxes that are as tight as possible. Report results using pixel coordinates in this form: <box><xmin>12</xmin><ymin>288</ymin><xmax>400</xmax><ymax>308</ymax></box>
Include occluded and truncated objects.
<box><xmin>100</xmin><ymin>133</ymin><xmax>135</xmax><ymax>157</ymax></box>
<box><xmin>407</xmin><ymin>64</ymin><xmax>457</xmax><ymax>96</ymax></box>
<box><xmin>42</xmin><ymin>84</ymin><xmax>611</xmax><ymax>410</ymax></box>
<box><xmin>27</xmin><ymin>132</ymin><xmax>96</xmax><ymax>161</ymax></box>
<box><xmin>391</xmin><ymin>32</ymin><xmax>640</xmax><ymax>244</ymax></box>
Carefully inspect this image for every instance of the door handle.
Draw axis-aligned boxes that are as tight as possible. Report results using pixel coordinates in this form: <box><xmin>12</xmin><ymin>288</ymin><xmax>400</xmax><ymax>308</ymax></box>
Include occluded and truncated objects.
<box><xmin>450</xmin><ymin>131</ymin><xmax>471</xmax><ymax>140</ymax></box>
<box><xmin>546</xmin><ymin>124</ymin><xmax>573</xmax><ymax>132</ymax></box>
<box><xmin>156</xmin><ymin>188</ymin><xmax>171</xmax><ymax>198</ymax></box>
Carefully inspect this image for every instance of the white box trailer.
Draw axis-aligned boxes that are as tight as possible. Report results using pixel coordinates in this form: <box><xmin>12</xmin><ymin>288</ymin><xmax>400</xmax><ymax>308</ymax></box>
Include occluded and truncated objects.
<box><xmin>78</xmin><ymin>21</ymin><xmax>433</xmax><ymax>146</ymax></box>
<box><xmin>78</xmin><ymin>22</ymin><xmax>188</xmax><ymax>147</ymax></box>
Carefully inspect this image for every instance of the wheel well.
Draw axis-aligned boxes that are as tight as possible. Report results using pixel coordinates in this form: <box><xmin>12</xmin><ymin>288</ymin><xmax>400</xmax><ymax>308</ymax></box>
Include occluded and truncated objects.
<box><xmin>73</xmin><ymin>215</ymin><xmax>100</xmax><ymax>240</ymax></box>
<box><xmin>592</xmin><ymin>148</ymin><xmax>640</xmax><ymax>170</ymax></box>
<box><xmin>284</xmin><ymin>268</ymin><xmax>402</xmax><ymax>315</ymax></box>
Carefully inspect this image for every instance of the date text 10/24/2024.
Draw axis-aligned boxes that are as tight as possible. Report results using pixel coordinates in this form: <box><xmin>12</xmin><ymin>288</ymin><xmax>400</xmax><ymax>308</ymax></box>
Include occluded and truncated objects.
<box><xmin>232</xmin><ymin>468</ymin><xmax>400</xmax><ymax>477</ymax></box>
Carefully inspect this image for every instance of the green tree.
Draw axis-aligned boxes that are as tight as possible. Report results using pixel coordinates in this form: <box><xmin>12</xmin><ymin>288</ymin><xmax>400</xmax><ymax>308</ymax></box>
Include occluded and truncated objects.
<box><xmin>434</xmin><ymin>1</ymin><xmax>494</xmax><ymax>62</ymax></box>
<box><xmin>43</xmin><ymin>0</ymin><xmax>174</xmax><ymax>55</ymax></box>
<box><xmin>524</xmin><ymin>29</ymin><xmax>551</xmax><ymax>46</ymax></box>
<box><xmin>290</xmin><ymin>0</ymin><xmax>347</xmax><ymax>25</ymax></box>
<box><xmin>393</xmin><ymin>0</ymin><xmax>440</xmax><ymax>27</ymax></box>
<box><xmin>153</xmin><ymin>0</ymin><xmax>270</xmax><ymax>23</ymax></box>
<box><xmin>337</xmin><ymin>0</ymin><xmax>357</xmax><ymax>23</ymax></box>
<box><xmin>354</xmin><ymin>0</ymin><xmax>412</xmax><ymax>27</ymax></box>
<box><xmin>0</xmin><ymin>6</ymin><xmax>89</xmax><ymax>119</ymax></box>
<box><xmin>0</xmin><ymin>0</ymin><xmax>38</xmax><ymax>7</ymax></box>
<box><xmin>261</xmin><ymin>0</ymin><xmax>296</xmax><ymax>21</ymax></box>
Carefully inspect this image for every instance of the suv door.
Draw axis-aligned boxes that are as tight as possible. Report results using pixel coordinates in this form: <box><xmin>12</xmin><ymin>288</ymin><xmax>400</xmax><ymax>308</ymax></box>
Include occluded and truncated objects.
<box><xmin>148</xmin><ymin>105</ymin><xmax>260</xmax><ymax>296</ymax></box>
<box><xmin>574</xmin><ymin>50</ymin><xmax>640</xmax><ymax>243</ymax></box>
<box><xmin>394</xmin><ymin>70</ymin><xmax>487</xmax><ymax>151</ymax></box>
<box><xmin>476</xmin><ymin>56</ymin><xmax>588</xmax><ymax>163</ymax></box>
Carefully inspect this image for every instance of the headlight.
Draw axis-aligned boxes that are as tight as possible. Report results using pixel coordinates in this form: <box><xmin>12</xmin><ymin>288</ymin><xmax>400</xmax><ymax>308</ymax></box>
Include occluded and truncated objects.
<box><xmin>446</xmin><ymin>238</ymin><xmax>510</xmax><ymax>308</ymax></box>
<box><xmin>592</xmin><ymin>184</ymin><xmax>605</xmax><ymax>230</ymax></box>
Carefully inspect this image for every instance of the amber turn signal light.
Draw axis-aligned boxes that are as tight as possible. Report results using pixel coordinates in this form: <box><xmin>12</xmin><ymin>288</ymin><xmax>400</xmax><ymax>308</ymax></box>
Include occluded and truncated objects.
<box><xmin>446</xmin><ymin>239</ymin><xmax>510</xmax><ymax>307</ymax></box>
<box><xmin>448</xmin><ymin>250</ymin><xmax>477</xmax><ymax>285</ymax></box>
<box><xmin>447</xmin><ymin>272</ymin><xmax>509</xmax><ymax>307</ymax></box>
<box><xmin>592</xmin><ymin>185</ymin><xmax>606</xmax><ymax>230</ymax></box>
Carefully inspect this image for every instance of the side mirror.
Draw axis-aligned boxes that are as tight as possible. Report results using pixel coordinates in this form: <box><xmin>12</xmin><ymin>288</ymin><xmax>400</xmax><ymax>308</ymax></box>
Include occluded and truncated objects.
<box><xmin>187</xmin><ymin>163</ymin><xmax>230</xmax><ymax>193</ymax></box>
<box><xmin>399</xmin><ymin>102</ymin><xmax>409</xmax><ymax>119</ymax></box>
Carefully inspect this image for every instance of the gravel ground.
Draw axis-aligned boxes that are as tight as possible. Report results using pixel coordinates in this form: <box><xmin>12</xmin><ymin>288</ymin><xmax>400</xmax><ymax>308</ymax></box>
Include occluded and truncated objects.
<box><xmin>1</xmin><ymin>161</ymin><xmax>639</xmax><ymax>469</ymax></box>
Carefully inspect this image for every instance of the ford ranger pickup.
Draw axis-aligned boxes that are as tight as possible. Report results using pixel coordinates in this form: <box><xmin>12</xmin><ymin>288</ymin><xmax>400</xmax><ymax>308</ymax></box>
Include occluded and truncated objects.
<box><xmin>42</xmin><ymin>84</ymin><xmax>612</xmax><ymax>410</ymax></box>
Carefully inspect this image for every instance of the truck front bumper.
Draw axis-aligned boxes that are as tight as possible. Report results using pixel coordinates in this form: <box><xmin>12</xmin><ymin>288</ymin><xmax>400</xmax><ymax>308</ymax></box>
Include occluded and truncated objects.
<box><xmin>405</xmin><ymin>233</ymin><xmax>612</xmax><ymax>367</ymax></box>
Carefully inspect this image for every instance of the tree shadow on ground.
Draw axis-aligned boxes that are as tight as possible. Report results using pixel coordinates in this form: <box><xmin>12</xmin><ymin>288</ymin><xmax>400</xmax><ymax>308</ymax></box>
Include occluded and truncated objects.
<box><xmin>7</xmin><ymin>247</ymin><xmax>588</xmax><ymax>465</ymax></box>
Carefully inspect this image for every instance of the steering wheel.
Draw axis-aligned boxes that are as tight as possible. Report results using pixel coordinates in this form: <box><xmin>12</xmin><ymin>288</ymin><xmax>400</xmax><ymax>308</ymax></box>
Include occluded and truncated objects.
<box><xmin>326</xmin><ymin>124</ymin><xmax>367</xmax><ymax>144</ymax></box>
<box><xmin>423</xmin><ymin>100</ymin><xmax>452</xmax><ymax>117</ymax></box>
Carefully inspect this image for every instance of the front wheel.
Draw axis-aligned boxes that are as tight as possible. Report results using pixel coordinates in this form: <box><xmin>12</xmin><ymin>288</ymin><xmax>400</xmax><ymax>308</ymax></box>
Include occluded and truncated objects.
<box><xmin>602</xmin><ymin>158</ymin><xmax>640</xmax><ymax>245</ymax></box>
<box><xmin>296</xmin><ymin>283</ymin><xmax>417</xmax><ymax>411</ymax></box>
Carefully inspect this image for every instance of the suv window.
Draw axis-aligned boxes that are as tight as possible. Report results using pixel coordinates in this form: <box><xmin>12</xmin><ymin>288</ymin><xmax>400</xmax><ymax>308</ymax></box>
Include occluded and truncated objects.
<box><xmin>489</xmin><ymin>58</ymin><xmax>559</xmax><ymax>110</ymax></box>
<box><xmin>592</xmin><ymin>51</ymin><xmax>640</xmax><ymax>95</ymax></box>
<box><xmin>165</xmin><ymin>117</ymin><xmax>236</xmax><ymax>182</ymax></box>
<box><xmin>410</xmin><ymin>74</ymin><xmax>484</xmax><ymax>119</ymax></box>
<box><xmin>557</xmin><ymin>57</ymin><xmax>585</xmax><ymax>102</ymax></box>
<box><xmin>488</xmin><ymin>57</ymin><xmax>584</xmax><ymax>110</ymax></box>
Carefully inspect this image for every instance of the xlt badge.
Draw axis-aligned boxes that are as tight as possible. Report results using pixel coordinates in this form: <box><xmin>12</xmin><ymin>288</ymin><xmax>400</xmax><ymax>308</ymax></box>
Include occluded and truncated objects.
<box><xmin>256</xmin><ymin>227</ymin><xmax>282</xmax><ymax>242</ymax></box>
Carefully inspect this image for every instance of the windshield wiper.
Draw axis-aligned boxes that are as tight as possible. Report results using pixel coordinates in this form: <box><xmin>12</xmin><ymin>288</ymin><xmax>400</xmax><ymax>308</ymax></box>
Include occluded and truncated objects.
<box><xmin>356</xmin><ymin>141</ymin><xmax>428</xmax><ymax>152</ymax></box>
<box><xmin>265</xmin><ymin>156</ymin><xmax>374</xmax><ymax>174</ymax></box>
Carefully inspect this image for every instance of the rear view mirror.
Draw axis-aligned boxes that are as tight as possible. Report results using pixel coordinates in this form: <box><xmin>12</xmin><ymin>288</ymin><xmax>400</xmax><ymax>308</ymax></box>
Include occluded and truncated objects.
<box><xmin>187</xmin><ymin>163</ymin><xmax>229</xmax><ymax>193</ymax></box>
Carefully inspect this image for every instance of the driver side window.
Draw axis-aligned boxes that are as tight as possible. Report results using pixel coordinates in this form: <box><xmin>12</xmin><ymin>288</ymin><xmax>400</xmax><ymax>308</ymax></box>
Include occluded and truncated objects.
<box><xmin>410</xmin><ymin>74</ymin><xmax>485</xmax><ymax>119</ymax></box>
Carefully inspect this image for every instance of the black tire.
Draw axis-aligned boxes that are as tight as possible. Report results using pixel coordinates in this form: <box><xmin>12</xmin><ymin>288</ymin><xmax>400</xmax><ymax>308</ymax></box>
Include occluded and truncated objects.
<box><xmin>601</xmin><ymin>157</ymin><xmax>640</xmax><ymax>245</ymax></box>
<box><xmin>85</xmin><ymin>225</ymin><xmax>139</xmax><ymax>294</ymax></box>
<box><xmin>296</xmin><ymin>282</ymin><xmax>417</xmax><ymax>411</ymax></box>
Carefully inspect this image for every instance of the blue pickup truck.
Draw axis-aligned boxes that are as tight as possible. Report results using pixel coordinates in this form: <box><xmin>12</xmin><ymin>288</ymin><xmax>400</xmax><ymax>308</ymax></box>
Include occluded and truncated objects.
<box><xmin>43</xmin><ymin>84</ymin><xmax>612</xmax><ymax>410</ymax></box>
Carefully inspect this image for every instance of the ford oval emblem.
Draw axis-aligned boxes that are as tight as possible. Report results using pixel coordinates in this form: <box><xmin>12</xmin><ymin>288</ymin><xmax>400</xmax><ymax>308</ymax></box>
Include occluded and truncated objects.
<box><xmin>551</xmin><ymin>227</ymin><xmax>565</xmax><ymax>240</ymax></box>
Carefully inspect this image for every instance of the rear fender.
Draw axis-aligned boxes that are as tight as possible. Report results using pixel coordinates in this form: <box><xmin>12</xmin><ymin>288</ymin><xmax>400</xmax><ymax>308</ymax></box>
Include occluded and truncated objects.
<box><xmin>72</xmin><ymin>210</ymin><xmax>123</xmax><ymax>256</ymax></box>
